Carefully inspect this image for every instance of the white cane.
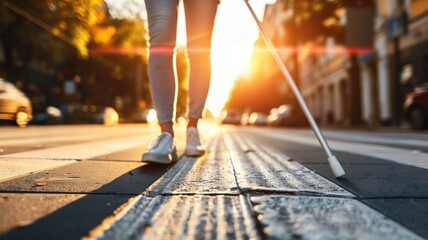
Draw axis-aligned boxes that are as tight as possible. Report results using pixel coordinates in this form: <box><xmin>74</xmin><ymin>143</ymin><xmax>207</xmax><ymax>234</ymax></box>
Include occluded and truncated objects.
<box><xmin>244</xmin><ymin>0</ymin><xmax>345</xmax><ymax>178</ymax></box>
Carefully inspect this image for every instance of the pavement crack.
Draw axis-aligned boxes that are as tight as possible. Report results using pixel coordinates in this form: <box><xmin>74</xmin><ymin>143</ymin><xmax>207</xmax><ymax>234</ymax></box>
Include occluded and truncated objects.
<box><xmin>225</xmin><ymin>142</ymin><xmax>243</xmax><ymax>195</ymax></box>
<box><xmin>240</xmin><ymin>194</ymin><xmax>268</xmax><ymax>240</ymax></box>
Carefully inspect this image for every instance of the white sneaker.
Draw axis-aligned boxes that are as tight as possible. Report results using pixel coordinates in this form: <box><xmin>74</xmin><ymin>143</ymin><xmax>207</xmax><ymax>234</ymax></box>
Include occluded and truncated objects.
<box><xmin>142</xmin><ymin>132</ymin><xmax>177</xmax><ymax>164</ymax></box>
<box><xmin>185</xmin><ymin>127</ymin><xmax>206</xmax><ymax>156</ymax></box>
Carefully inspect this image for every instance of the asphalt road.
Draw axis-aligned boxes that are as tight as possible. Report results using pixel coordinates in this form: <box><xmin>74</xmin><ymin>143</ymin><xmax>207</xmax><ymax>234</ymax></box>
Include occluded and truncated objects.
<box><xmin>0</xmin><ymin>123</ymin><xmax>427</xmax><ymax>240</ymax></box>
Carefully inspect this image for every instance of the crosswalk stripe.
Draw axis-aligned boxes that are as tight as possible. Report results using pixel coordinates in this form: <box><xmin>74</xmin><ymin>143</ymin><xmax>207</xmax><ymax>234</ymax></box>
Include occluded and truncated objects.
<box><xmin>319</xmin><ymin>131</ymin><xmax>428</xmax><ymax>148</ymax></box>
<box><xmin>0</xmin><ymin>125</ymin><xmax>119</xmax><ymax>139</ymax></box>
<box><xmin>0</xmin><ymin>131</ymin><xmax>147</xmax><ymax>147</ymax></box>
<box><xmin>0</xmin><ymin>126</ymin><xmax>155</xmax><ymax>146</ymax></box>
<box><xmin>255</xmin><ymin>129</ymin><xmax>428</xmax><ymax>148</ymax></box>
<box><xmin>0</xmin><ymin>135</ymin><xmax>151</xmax><ymax>183</ymax></box>
<box><xmin>0</xmin><ymin>159</ymin><xmax>76</xmax><ymax>183</ymax></box>
<box><xmin>248</xmin><ymin>128</ymin><xmax>428</xmax><ymax>170</ymax></box>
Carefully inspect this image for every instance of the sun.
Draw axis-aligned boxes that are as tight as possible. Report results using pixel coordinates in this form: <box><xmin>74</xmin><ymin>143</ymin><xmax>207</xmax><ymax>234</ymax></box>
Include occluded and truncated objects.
<box><xmin>209</xmin><ymin>0</ymin><xmax>276</xmax><ymax>118</ymax></box>
<box><xmin>208</xmin><ymin>42</ymin><xmax>254</xmax><ymax>117</ymax></box>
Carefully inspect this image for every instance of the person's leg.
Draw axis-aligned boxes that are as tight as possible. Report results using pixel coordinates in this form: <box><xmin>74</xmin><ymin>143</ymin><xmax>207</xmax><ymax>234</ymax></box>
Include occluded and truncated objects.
<box><xmin>187</xmin><ymin>118</ymin><xmax>199</xmax><ymax>128</ymax></box>
<box><xmin>142</xmin><ymin>0</ymin><xmax>179</xmax><ymax>164</ymax></box>
<box><xmin>183</xmin><ymin>0</ymin><xmax>218</xmax><ymax>156</ymax></box>
<box><xmin>145</xmin><ymin>0</ymin><xmax>180</xmax><ymax>136</ymax></box>
<box><xmin>183</xmin><ymin>0</ymin><xmax>219</xmax><ymax>129</ymax></box>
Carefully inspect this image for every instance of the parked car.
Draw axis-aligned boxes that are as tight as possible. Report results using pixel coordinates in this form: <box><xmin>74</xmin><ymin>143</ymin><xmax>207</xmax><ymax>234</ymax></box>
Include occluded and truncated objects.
<box><xmin>220</xmin><ymin>109</ymin><xmax>242</xmax><ymax>125</ymax></box>
<box><xmin>0</xmin><ymin>78</ymin><xmax>32</xmax><ymax>127</ymax></box>
<box><xmin>61</xmin><ymin>104</ymin><xmax>119</xmax><ymax>125</ymax></box>
<box><xmin>32</xmin><ymin>106</ymin><xmax>63</xmax><ymax>125</ymax></box>
<box><xmin>267</xmin><ymin>104</ymin><xmax>307</xmax><ymax>127</ymax></box>
<box><xmin>248</xmin><ymin>112</ymin><xmax>268</xmax><ymax>126</ymax></box>
<box><xmin>130</xmin><ymin>108</ymin><xmax>158</xmax><ymax>123</ymax></box>
<box><xmin>403</xmin><ymin>83</ymin><xmax>428</xmax><ymax>129</ymax></box>
<box><xmin>240</xmin><ymin>111</ymin><xmax>251</xmax><ymax>126</ymax></box>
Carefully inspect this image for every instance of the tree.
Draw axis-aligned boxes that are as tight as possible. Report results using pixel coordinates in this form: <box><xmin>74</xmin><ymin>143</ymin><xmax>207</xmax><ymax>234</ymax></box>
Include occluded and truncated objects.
<box><xmin>279</xmin><ymin>0</ymin><xmax>374</xmax><ymax>45</ymax></box>
<box><xmin>0</xmin><ymin>0</ymin><xmax>152</xmax><ymax>120</ymax></box>
<box><xmin>0</xmin><ymin>0</ymin><xmax>103</xmax><ymax>63</ymax></box>
<box><xmin>85</xmin><ymin>3</ymin><xmax>151</xmax><ymax>117</ymax></box>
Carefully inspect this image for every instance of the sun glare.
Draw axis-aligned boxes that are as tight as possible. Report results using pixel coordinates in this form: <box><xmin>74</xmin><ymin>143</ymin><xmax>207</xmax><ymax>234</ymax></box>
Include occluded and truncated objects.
<box><xmin>105</xmin><ymin>0</ymin><xmax>275</xmax><ymax>119</ymax></box>
<box><xmin>209</xmin><ymin>0</ymin><xmax>273</xmax><ymax>118</ymax></box>
<box><xmin>177</xmin><ymin>0</ymin><xmax>274</xmax><ymax>118</ymax></box>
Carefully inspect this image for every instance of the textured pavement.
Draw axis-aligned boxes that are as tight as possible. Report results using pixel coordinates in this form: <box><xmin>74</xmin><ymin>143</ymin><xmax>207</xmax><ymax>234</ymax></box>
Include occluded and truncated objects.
<box><xmin>0</xmin><ymin>124</ymin><xmax>427</xmax><ymax>240</ymax></box>
<box><xmin>87</xmin><ymin>128</ymin><xmax>424</xmax><ymax>240</ymax></box>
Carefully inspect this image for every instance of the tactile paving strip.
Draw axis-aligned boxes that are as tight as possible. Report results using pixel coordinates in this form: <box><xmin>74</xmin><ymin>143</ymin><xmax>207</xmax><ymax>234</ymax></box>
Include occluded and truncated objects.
<box><xmin>91</xmin><ymin>195</ymin><xmax>260</xmax><ymax>240</ymax></box>
<box><xmin>251</xmin><ymin>195</ymin><xmax>423</xmax><ymax>240</ymax></box>
<box><xmin>145</xmin><ymin>134</ymin><xmax>239</xmax><ymax>195</ymax></box>
<box><xmin>225</xmin><ymin>132</ymin><xmax>353</xmax><ymax>197</ymax></box>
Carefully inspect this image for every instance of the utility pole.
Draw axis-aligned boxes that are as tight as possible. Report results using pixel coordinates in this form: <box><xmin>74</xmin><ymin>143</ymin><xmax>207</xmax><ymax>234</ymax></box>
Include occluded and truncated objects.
<box><xmin>386</xmin><ymin>11</ymin><xmax>407</xmax><ymax>126</ymax></box>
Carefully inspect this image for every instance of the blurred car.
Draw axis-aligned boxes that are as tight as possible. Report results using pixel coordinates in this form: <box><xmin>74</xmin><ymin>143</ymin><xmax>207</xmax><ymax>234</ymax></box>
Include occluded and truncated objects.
<box><xmin>102</xmin><ymin>107</ymin><xmax>120</xmax><ymax>125</ymax></box>
<box><xmin>0</xmin><ymin>78</ymin><xmax>32</xmax><ymax>127</ymax></box>
<box><xmin>220</xmin><ymin>109</ymin><xmax>242</xmax><ymax>125</ymax></box>
<box><xmin>33</xmin><ymin>106</ymin><xmax>63</xmax><ymax>125</ymax></box>
<box><xmin>248</xmin><ymin>112</ymin><xmax>268</xmax><ymax>126</ymax></box>
<box><xmin>131</xmin><ymin>109</ymin><xmax>150</xmax><ymax>123</ymax></box>
<box><xmin>267</xmin><ymin>104</ymin><xmax>307</xmax><ymax>127</ymax></box>
<box><xmin>240</xmin><ymin>111</ymin><xmax>251</xmax><ymax>126</ymax></box>
<box><xmin>61</xmin><ymin>104</ymin><xmax>119</xmax><ymax>125</ymax></box>
<box><xmin>403</xmin><ymin>83</ymin><xmax>428</xmax><ymax>129</ymax></box>
<box><xmin>130</xmin><ymin>108</ymin><xmax>157</xmax><ymax>123</ymax></box>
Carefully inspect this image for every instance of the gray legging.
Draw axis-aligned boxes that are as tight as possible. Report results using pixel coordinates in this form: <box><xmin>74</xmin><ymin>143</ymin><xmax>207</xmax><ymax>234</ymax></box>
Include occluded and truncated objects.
<box><xmin>145</xmin><ymin>0</ymin><xmax>219</xmax><ymax>123</ymax></box>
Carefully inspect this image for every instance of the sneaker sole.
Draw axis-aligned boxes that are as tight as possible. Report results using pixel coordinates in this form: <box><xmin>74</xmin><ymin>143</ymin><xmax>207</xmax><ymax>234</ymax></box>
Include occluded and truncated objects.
<box><xmin>185</xmin><ymin>148</ymin><xmax>205</xmax><ymax>157</ymax></box>
<box><xmin>141</xmin><ymin>148</ymin><xmax>178</xmax><ymax>164</ymax></box>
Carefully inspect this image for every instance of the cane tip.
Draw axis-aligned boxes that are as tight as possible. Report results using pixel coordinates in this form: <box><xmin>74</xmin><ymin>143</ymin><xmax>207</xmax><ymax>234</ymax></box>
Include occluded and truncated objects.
<box><xmin>328</xmin><ymin>155</ymin><xmax>346</xmax><ymax>178</ymax></box>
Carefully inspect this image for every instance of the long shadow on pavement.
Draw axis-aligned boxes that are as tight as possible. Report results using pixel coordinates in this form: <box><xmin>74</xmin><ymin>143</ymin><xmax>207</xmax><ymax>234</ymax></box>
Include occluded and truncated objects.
<box><xmin>0</xmin><ymin>163</ymin><xmax>171</xmax><ymax>240</ymax></box>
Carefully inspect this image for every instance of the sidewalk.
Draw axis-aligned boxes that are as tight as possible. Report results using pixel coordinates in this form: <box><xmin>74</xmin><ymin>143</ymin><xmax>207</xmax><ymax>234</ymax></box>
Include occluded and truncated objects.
<box><xmin>85</xmin><ymin>129</ymin><xmax>423</xmax><ymax>240</ymax></box>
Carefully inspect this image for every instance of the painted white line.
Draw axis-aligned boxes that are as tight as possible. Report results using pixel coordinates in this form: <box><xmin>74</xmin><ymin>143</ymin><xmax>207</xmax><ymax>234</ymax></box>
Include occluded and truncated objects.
<box><xmin>1</xmin><ymin>134</ymin><xmax>121</xmax><ymax>147</ymax></box>
<box><xmin>0</xmin><ymin>127</ymin><xmax>153</xmax><ymax>147</ymax></box>
<box><xmin>0</xmin><ymin>125</ymin><xmax>113</xmax><ymax>139</ymax></box>
<box><xmin>259</xmin><ymin>129</ymin><xmax>428</xmax><ymax>148</ymax></box>
<box><xmin>249</xmin><ymin>128</ymin><xmax>428</xmax><ymax>170</ymax></box>
<box><xmin>0</xmin><ymin>135</ymin><xmax>151</xmax><ymax>182</ymax></box>
<box><xmin>0</xmin><ymin>159</ymin><xmax>76</xmax><ymax>183</ymax></box>
<box><xmin>323</xmin><ymin>131</ymin><xmax>428</xmax><ymax>148</ymax></box>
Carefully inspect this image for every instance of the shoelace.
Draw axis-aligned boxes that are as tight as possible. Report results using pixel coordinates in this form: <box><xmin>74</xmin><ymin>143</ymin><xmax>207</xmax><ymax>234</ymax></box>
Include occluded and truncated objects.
<box><xmin>148</xmin><ymin>133</ymin><xmax>173</xmax><ymax>151</ymax></box>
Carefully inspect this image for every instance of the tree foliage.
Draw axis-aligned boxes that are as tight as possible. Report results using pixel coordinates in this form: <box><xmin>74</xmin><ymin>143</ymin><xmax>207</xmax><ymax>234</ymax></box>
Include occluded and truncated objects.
<box><xmin>0</xmin><ymin>0</ymin><xmax>151</xmax><ymax>118</ymax></box>
<box><xmin>279</xmin><ymin>0</ymin><xmax>374</xmax><ymax>44</ymax></box>
<box><xmin>0</xmin><ymin>0</ymin><xmax>103</xmax><ymax>61</ymax></box>
<box><xmin>0</xmin><ymin>0</ymin><xmax>148</xmax><ymax>72</ymax></box>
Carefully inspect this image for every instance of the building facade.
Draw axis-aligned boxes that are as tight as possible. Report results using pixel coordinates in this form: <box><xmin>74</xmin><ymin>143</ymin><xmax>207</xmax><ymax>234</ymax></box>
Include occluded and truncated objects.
<box><xmin>374</xmin><ymin>0</ymin><xmax>428</xmax><ymax>125</ymax></box>
<box><xmin>259</xmin><ymin>0</ymin><xmax>428</xmax><ymax>127</ymax></box>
